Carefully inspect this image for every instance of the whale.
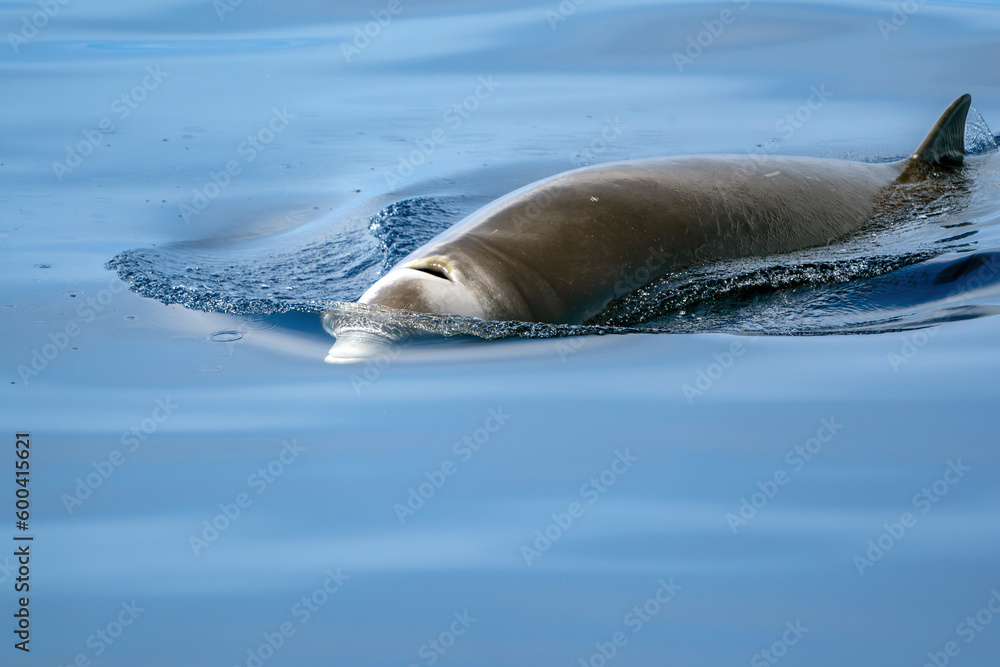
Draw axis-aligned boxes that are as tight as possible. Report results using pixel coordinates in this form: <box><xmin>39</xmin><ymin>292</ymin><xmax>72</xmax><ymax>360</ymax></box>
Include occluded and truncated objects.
<box><xmin>324</xmin><ymin>94</ymin><xmax>973</xmax><ymax>362</ymax></box>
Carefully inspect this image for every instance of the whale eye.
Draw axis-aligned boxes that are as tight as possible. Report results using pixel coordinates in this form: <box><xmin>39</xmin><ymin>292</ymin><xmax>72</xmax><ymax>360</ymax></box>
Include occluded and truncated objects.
<box><xmin>411</xmin><ymin>264</ymin><xmax>451</xmax><ymax>281</ymax></box>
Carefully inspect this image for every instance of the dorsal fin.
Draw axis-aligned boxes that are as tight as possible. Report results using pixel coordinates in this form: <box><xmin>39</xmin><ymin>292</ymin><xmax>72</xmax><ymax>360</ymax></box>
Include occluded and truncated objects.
<box><xmin>910</xmin><ymin>94</ymin><xmax>971</xmax><ymax>167</ymax></box>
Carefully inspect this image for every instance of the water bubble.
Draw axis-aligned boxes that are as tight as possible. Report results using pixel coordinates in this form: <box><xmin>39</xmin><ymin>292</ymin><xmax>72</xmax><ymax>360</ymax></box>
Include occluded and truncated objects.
<box><xmin>207</xmin><ymin>330</ymin><xmax>243</xmax><ymax>343</ymax></box>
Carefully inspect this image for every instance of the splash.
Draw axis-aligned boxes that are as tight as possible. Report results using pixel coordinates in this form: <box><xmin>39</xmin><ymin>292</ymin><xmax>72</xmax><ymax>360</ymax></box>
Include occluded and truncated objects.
<box><xmin>965</xmin><ymin>105</ymin><xmax>999</xmax><ymax>156</ymax></box>
<box><xmin>106</xmin><ymin>196</ymin><xmax>468</xmax><ymax>315</ymax></box>
<box><xmin>108</xmin><ymin>154</ymin><xmax>1000</xmax><ymax>345</ymax></box>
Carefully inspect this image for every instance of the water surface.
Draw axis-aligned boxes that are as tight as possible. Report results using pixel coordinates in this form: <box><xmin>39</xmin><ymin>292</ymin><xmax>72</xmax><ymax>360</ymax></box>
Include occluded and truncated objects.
<box><xmin>3</xmin><ymin>1</ymin><xmax>1000</xmax><ymax>666</ymax></box>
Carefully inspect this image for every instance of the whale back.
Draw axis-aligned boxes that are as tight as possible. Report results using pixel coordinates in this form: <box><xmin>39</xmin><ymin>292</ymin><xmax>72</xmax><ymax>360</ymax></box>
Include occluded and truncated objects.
<box><xmin>352</xmin><ymin>95</ymin><xmax>975</xmax><ymax>326</ymax></box>
<box><xmin>410</xmin><ymin>154</ymin><xmax>901</xmax><ymax>323</ymax></box>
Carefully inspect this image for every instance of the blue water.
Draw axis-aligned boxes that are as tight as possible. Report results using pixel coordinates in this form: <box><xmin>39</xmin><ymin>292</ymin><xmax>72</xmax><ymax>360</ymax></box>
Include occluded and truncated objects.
<box><xmin>3</xmin><ymin>1</ymin><xmax>1000</xmax><ymax>666</ymax></box>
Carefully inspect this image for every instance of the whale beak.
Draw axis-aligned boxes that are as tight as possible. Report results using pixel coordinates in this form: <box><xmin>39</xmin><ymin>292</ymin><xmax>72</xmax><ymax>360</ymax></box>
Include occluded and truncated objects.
<box><xmin>324</xmin><ymin>328</ymin><xmax>397</xmax><ymax>364</ymax></box>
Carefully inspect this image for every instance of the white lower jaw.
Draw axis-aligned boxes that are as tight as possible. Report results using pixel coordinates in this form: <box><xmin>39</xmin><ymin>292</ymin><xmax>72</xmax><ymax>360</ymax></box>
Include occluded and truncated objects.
<box><xmin>324</xmin><ymin>328</ymin><xmax>396</xmax><ymax>364</ymax></box>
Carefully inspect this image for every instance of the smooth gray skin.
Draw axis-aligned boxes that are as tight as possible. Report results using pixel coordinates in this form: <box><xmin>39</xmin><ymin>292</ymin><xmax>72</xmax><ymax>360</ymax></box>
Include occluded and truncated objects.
<box><xmin>325</xmin><ymin>95</ymin><xmax>971</xmax><ymax>362</ymax></box>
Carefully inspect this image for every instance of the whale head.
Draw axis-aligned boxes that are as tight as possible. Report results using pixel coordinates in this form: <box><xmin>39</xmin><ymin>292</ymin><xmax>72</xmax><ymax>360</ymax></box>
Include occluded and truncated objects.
<box><xmin>357</xmin><ymin>256</ymin><xmax>488</xmax><ymax>320</ymax></box>
<box><xmin>322</xmin><ymin>256</ymin><xmax>489</xmax><ymax>363</ymax></box>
